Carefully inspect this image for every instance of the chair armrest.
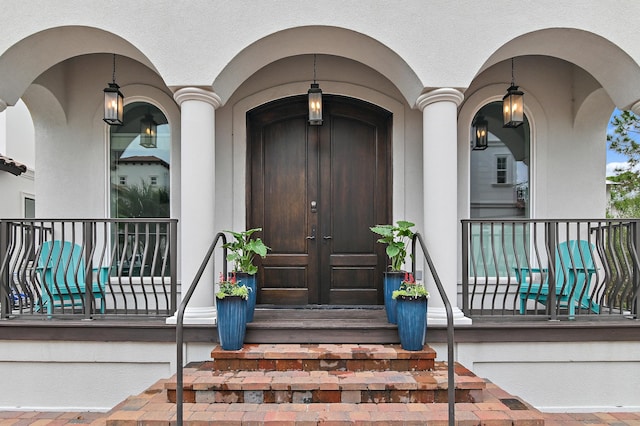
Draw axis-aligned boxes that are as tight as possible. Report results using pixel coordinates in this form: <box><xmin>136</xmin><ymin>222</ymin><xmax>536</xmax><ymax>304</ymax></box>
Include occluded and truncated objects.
<box><xmin>513</xmin><ymin>267</ymin><xmax>548</xmax><ymax>284</ymax></box>
<box><xmin>514</xmin><ymin>267</ymin><xmax>545</xmax><ymax>273</ymax></box>
<box><xmin>92</xmin><ymin>266</ymin><xmax>110</xmax><ymax>285</ymax></box>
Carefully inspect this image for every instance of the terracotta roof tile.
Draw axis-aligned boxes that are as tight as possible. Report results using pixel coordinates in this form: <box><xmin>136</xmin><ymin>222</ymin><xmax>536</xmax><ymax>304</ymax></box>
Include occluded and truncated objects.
<box><xmin>0</xmin><ymin>154</ymin><xmax>27</xmax><ymax>176</ymax></box>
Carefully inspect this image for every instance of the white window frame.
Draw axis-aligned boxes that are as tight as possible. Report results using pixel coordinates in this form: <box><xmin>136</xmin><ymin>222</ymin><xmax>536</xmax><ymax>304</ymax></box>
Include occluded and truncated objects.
<box><xmin>496</xmin><ymin>155</ymin><xmax>508</xmax><ymax>184</ymax></box>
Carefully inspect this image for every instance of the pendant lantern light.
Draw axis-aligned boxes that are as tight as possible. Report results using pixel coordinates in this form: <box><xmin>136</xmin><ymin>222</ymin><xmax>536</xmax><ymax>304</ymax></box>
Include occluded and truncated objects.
<box><xmin>139</xmin><ymin>113</ymin><xmax>158</xmax><ymax>148</ymax></box>
<box><xmin>472</xmin><ymin>115</ymin><xmax>488</xmax><ymax>150</ymax></box>
<box><xmin>103</xmin><ymin>54</ymin><xmax>124</xmax><ymax>125</ymax></box>
<box><xmin>308</xmin><ymin>54</ymin><xmax>323</xmax><ymax>125</ymax></box>
<box><xmin>502</xmin><ymin>58</ymin><xmax>524</xmax><ymax>128</ymax></box>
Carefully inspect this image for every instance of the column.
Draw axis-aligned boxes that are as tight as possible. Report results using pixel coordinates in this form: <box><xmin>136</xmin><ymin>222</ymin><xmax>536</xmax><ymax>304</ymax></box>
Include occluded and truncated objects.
<box><xmin>170</xmin><ymin>87</ymin><xmax>222</xmax><ymax>325</ymax></box>
<box><xmin>416</xmin><ymin>88</ymin><xmax>471</xmax><ymax>325</ymax></box>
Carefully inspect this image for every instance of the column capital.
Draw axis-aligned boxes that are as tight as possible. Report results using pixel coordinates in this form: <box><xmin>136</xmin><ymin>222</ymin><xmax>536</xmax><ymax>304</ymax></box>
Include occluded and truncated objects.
<box><xmin>415</xmin><ymin>88</ymin><xmax>464</xmax><ymax>111</ymax></box>
<box><xmin>0</xmin><ymin>98</ymin><xmax>7</xmax><ymax>113</ymax></box>
<box><xmin>631</xmin><ymin>100</ymin><xmax>640</xmax><ymax>116</ymax></box>
<box><xmin>173</xmin><ymin>87</ymin><xmax>222</xmax><ymax>109</ymax></box>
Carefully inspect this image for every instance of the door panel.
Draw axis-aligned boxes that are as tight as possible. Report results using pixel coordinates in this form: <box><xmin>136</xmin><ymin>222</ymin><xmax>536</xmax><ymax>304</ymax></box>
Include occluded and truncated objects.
<box><xmin>248</xmin><ymin>96</ymin><xmax>390</xmax><ymax>305</ymax></box>
<box><xmin>320</xmin><ymin>104</ymin><xmax>389</xmax><ymax>304</ymax></box>
<box><xmin>249</xmin><ymin>99</ymin><xmax>317</xmax><ymax>304</ymax></box>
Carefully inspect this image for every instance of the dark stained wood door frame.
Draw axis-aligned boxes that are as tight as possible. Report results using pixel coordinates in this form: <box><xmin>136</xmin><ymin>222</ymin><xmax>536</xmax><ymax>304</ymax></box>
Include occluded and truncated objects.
<box><xmin>247</xmin><ymin>95</ymin><xmax>392</xmax><ymax>305</ymax></box>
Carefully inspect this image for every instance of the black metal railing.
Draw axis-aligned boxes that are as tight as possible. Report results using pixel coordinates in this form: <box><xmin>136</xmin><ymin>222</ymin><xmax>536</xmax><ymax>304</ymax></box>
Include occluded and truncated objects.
<box><xmin>411</xmin><ymin>232</ymin><xmax>455</xmax><ymax>425</ymax></box>
<box><xmin>0</xmin><ymin>218</ymin><xmax>178</xmax><ymax>319</ymax></box>
<box><xmin>176</xmin><ymin>232</ymin><xmax>227</xmax><ymax>426</ymax></box>
<box><xmin>462</xmin><ymin>219</ymin><xmax>640</xmax><ymax>320</ymax></box>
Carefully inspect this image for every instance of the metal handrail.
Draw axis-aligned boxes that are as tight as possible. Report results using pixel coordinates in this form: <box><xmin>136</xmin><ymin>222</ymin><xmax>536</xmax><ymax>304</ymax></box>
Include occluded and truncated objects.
<box><xmin>175</xmin><ymin>232</ymin><xmax>227</xmax><ymax>425</ymax></box>
<box><xmin>412</xmin><ymin>232</ymin><xmax>455</xmax><ymax>425</ymax></box>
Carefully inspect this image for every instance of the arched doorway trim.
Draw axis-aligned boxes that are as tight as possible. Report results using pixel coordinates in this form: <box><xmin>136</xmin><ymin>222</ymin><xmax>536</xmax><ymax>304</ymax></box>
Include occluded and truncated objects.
<box><xmin>213</xmin><ymin>25</ymin><xmax>422</xmax><ymax>107</ymax></box>
<box><xmin>92</xmin><ymin>84</ymin><xmax>181</xmax><ymax>219</ymax></box>
<box><xmin>459</xmin><ymin>83</ymin><xmax>546</xmax><ymax>220</ymax></box>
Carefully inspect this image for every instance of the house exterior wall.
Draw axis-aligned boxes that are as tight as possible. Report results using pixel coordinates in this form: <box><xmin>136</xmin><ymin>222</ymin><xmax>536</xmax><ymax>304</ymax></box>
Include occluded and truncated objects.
<box><xmin>0</xmin><ymin>338</ymin><xmax>638</xmax><ymax>413</ymax></box>
<box><xmin>0</xmin><ymin>340</ymin><xmax>212</xmax><ymax>411</ymax></box>
<box><xmin>1</xmin><ymin>0</ymin><xmax>640</xmax><ymax>414</ymax></box>
<box><xmin>452</xmin><ymin>341</ymin><xmax>640</xmax><ymax>413</ymax></box>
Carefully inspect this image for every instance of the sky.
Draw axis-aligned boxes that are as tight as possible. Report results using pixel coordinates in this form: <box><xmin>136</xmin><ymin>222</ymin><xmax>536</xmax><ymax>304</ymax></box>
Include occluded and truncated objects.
<box><xmin>606</xmin><ymin>108</ymin><xmax>634</xmax><ymax>177</ymax></box>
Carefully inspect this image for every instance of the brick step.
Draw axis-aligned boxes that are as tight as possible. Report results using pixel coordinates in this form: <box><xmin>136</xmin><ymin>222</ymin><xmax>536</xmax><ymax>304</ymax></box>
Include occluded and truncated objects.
<box><xmin>165</xmin><ymin>361</ymin><xmax>485</xmax><ymax>404</ymax></box>
<box><xmin>207</xmin><ymin>343</ymin><xmax>436</xmax><ymax>372</ymax></box>
<box><xmin>105</xmin><ymin>378</ymin><xmax>545</xmax><ymax>425</ymax></box>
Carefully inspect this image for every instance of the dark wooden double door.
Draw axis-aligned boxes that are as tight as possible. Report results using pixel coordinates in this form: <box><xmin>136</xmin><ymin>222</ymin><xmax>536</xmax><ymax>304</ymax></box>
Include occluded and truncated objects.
<box><xmin>248</xmin><ymin>95</ymin><xmax>391</xmax><ymax>305</ymax></box>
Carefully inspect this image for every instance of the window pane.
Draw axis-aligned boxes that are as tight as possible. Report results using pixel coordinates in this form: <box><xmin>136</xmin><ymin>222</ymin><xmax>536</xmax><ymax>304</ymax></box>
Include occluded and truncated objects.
<box><xmin>24</xmin><ymin>197</ymin><xmax>35</xmax><ymax>218</ymax></box>
<box><xmin>110</xmin><ymin>102</ymin><xmax>170</xmax><ymax>218</ymax></box>
<box><xmin>470</xmin><ymin>101</ymin><xmax>530</xmax><ymax>218</ymax></box>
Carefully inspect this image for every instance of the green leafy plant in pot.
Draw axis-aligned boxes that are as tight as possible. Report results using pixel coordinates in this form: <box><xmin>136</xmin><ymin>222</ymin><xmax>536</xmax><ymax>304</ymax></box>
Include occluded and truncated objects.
<box><xmin>392</xmin><ymin>273</ymin><xmax>429</xmax><ymax>351</ymax></box>
<box><xmin>223</xmin><ymin>228</ymin><xmax>270</xmax><ymax>322</ymax></box>
<box><xmin>370</xmin><ymin>220</ymin><xmax>415</xmax><ymax>324</ymax></box>
<box><xmin>215</xmin><ymin>272</ymin><xmax>249</xmax><ymax>350</ymax></box>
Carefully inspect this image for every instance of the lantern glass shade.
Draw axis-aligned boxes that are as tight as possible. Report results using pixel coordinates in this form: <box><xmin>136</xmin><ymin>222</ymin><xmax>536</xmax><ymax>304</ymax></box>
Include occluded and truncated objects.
<box><xmin>472</xmin><ymin>115</ymin><xmax>488</xmax><ymax>150</ymax></box>
<box><xmin>502</xmin><ymin>85</ymin><xmax>524</xmax><ymax>128</ymax></box>
<box><xmin>103</xmin><ymin>83</ymin><xmax>124</xmax><ymax>125</ymax></box>
<box><xmin>308</xmin><ymin>83</ymin><xmax>323</xmax><ymax>125</ymax></box>
<box><xmin>140</xmin><ymin>114</ymin><xmax>158</xmax><ymax>148</ymax></box>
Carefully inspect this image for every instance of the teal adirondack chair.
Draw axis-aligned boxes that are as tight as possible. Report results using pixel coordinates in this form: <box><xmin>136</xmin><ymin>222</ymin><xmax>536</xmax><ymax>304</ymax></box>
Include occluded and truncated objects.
<box><xmin>36</xmin><ymin>241</ymin><xmax>109</xmax><ymax>314</ymax></box>
<box><xmin>514</xmin><ymin>240</ymin><xmax>600</xmax><ymax>317</ymax></box>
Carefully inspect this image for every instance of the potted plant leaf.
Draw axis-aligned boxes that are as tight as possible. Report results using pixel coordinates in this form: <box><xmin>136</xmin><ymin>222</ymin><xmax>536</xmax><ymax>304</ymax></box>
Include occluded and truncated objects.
<box><xmin>370</xmin><ymin>220</ymin><xmax>415</xmax><ymax>324</ymax></box>
<box><xmin>215</xmin><ymin>272</ymin><xmax>250</xmax><ymax>350</ymax></box>
<box><xmin>223</xmin><ymin>228</ymin><xmax>270</xmax><ymax>322</ymax></box>
<box><xmin>392</xmin><ymin>273</ymin><xmax>429</xmax><ymax>351</ymax></box>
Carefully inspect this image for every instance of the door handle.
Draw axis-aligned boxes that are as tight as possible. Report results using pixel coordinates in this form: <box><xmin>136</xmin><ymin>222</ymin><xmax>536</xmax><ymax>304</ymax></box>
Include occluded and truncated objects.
<box><xmin>323</xmin><ymin>236</ymin><xmax>332</xmax><ymax>240</ymax></box>
<box><xmin>306</xmin><ymin>225</ymin><xmax>316</xmax><ymax>240</ymax></box>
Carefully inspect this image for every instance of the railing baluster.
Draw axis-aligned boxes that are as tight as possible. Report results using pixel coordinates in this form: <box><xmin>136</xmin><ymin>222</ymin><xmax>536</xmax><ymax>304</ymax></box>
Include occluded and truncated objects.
<box><xmin>461</xmin><ymin>221</ymin><xmax>469</xmax><ymax>316</ymax></box>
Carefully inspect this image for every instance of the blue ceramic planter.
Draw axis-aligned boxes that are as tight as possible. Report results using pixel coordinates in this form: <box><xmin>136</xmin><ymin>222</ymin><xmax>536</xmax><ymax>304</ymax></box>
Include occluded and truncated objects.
<box><xmin>396</xmin><ymin>296</ymin><xmax>428</xmax><ymax>351</ymax></box>
<box><xmin>384</xmin><ymin>271</ymin><xmax>404</xmax><ymax>324</ymax></box>
<box><xmin>235</xmin><ymin>273</ymin><xmax>257</xmax><ymax>322</ymax></box>
<box><xmin>216</xmin><ymin>295</ymin><xmax>247</xmax><ymax>350</ymax></box>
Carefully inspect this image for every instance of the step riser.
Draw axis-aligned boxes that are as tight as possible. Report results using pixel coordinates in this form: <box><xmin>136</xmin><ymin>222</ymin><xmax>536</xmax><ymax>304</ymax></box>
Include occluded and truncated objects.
<box><xmin>169</xmin><ymin>388</ymin><xmax>478</xmax><ymax>404</ymax></box>
<box><xmin>205</xmin><ymin>358</ymin><xmax>434</xmax><ymax>372</ymax></box>
<box><xmin>245</xmin><ymin>328</ymin><xmax>400</xmax><ymax>344</ymax></box>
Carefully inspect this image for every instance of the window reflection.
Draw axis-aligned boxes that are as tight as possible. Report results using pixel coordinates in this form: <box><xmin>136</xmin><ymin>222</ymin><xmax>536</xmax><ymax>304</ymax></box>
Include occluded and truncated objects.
<box><xmin>110</xmin><ymin>102</ymin><xmax>170</xmax><ymax>218</ymax></box>
<box><xmin>470</xmin><ymin>102</ymin><xmax>530</xmax><ymax>218</ymax></box>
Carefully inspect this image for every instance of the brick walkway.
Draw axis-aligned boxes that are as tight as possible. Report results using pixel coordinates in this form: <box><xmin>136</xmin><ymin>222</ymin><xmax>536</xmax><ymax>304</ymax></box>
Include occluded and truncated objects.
<box><xmin>2</xmin><ymin>404</ymin><xmax>640</xmax><ymax>425</ymax></box>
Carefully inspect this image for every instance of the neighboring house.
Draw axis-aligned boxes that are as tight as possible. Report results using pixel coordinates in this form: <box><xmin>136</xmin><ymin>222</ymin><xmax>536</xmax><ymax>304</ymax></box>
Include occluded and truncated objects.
<box><xmin>0</xmin><ymin>100</ymin><xmax>35</xmax><ymax>218</ymax></box>
<box><xmin>1</xmin><ymin>1</ymin><xmax>639</xmax><ymax>414</ymax></box>
<box><xmin>114</xmin><ymin>155</ymin><xmax>170</xmax><ymax>190</ymax></box>
<box><xmin>470</xmin><ymin>133</ymin><xmax>529</xmax><ymax>219</ymax></box>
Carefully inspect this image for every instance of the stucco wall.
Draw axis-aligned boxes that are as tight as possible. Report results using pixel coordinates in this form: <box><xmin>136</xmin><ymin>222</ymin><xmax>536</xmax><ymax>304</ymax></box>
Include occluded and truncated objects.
<box><xmin>0</xmin><ymin>340</ymin><xmax>213</xmax><ymax>412</ymax></box>
<box><xmin>1</xmin><ymin>338</ymin><xmax>637</xmax><ymax>413</ymax></box>
<box><xmin>449</xmin><ymin>341</ymin><xmax>640</xmax><ymax>413</ymax></box>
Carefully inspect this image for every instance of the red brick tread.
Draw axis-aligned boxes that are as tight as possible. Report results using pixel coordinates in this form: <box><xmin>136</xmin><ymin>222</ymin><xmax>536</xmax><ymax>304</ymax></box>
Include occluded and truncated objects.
<box><xmin>165</xmin><ymin>362</ymin><xmax>485</xmax><ymax>404</ymax></box>
<box><xmin>104</xmin><ymin>379</ymin><xmax>545</xmax><ymax>425</ymax></box>
<box><xmin>208</xmin><ymin>343</ymin><xmax>436</xmax><ymax>372</ymax></box>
